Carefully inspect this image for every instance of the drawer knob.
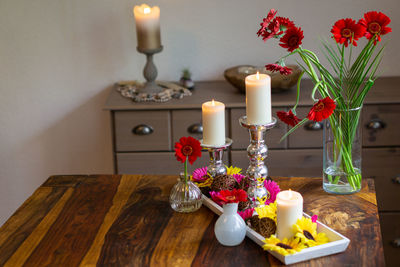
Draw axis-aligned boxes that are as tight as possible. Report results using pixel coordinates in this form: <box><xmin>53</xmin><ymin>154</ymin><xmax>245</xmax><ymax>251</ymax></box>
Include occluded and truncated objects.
<box><xmin>366</xmin><ymin>119</ymin><xmax>385</xmax><ymax>130</ymax></box>
<box><xmin>132</xmin><ymin>124</ymin><xmax>154</xmax><ymax>135</ymax></box>
<box><xmin>187</xmin><ymin>123</ymin><xmax>203</xmax><ymax>134</ymax></box>
<box><xmin>392</xmin><ymin>176</ymin><xmax>400</xmax><ymax>185</ymax></box>
<box><xmin>391</xmin><ymin>238</ymin><xmax>400</xmax><ymax>248</ymax></box>
<box><xmin>304</xmin><ymin>121</ymin><xmax>323</xmax><ymax>131</ymax></box>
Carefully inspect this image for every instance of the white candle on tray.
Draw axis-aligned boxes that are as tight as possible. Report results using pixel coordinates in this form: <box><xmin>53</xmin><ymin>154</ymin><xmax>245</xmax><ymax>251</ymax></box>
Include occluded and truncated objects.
<box><xmin>245</xmin><ymin>72</ymin><xmax>272</xmax><ymax>124</ymax></box>
<box><xmin>276</xmin><ymin>189</ymin><xmax>303</xmax><ymax>240</ymax></box>
<box><xmin>133</xmin><ymin>4</ymin><xmax>161</xmax><ymax>50</ymax></box>
<box><xmin>202</xmin><ymin>100</ymin><xmax>226</xmax><ymax>146</ymax></box>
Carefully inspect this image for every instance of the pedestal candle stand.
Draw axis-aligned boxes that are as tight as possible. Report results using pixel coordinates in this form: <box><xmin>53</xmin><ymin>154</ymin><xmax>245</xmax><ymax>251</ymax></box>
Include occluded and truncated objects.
<box><xmin>239</xmin><ymin>116</ymin><xmax>277</xmax><ymax>207</ymax></box>
<box><xmin>200</xmin><ymin>138</ymin><xmax>233</xmax><ymax>178</ymax></box>
<box><xmin>137</xmin><ymin>46</ymin><xmax>164</xmax><ymax>94</ymax></box>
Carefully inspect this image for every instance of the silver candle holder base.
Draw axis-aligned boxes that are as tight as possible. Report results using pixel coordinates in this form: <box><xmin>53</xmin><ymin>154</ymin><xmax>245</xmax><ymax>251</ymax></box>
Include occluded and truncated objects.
<box><xmin>200</xmin><ymin>138</ymin><xmax>233</xmax><ymax>178</ymax></box>
<box><xmin>239</xmin><ymin>116</ymin><xmax>277</xmax><ymax>207</ymax></box>
<box><xmin>137</xmin><ymin>46</ymin><xmax>164</xmax><ymax>94</ymax></box>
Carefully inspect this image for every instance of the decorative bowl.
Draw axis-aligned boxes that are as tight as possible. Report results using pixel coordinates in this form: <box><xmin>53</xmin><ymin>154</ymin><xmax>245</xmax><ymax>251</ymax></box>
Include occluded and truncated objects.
<box><xmin>224</xmin><ymin>65</ymin><xmax>302</xmax><ymax>93</ymax></box>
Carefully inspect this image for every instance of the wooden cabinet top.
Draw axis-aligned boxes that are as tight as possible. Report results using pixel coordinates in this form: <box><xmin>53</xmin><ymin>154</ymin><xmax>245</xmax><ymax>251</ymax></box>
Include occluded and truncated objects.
<box><xmin>104</xmin><ymin>77</ymin><xmax>400</xmax><ymax>110</ymax></box>
<box><xmin>0</xmin><ymin>175</ymin><xmax>384</xmax><ymax>266</ymax></box>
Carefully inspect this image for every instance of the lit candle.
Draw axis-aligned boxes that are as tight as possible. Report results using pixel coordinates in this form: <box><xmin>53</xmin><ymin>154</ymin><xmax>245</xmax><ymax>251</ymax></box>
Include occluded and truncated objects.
<box><xmin>202</xmin><ymin>100</ymin><xmax>226</xmax><ymax>146</ymax></box>
<box><xmin>245</xmin><ymin>72</ymin><xmax>272</xmax><ymax>124</ymax></box>
<box><xmin>133</xmin><ymin>4</ymin><xmax>161</xmax><ymax>50</ymax></box>
<box><xmin>276</xmin><ymin>189</ymin><xmax>303</xmax><ymax>240</ymax></box>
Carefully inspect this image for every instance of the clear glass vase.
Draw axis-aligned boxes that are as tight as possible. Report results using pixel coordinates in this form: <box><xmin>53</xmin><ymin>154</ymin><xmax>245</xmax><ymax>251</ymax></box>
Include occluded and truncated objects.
<box><xmin>169</xmin><ymin>173</ymin><xmax>202</xmax><ymax>212</ymax></box>
<box><xmin>323</xmin><ymin>106</ymin><xmax>362</xmax><ymax>194</ymax></box>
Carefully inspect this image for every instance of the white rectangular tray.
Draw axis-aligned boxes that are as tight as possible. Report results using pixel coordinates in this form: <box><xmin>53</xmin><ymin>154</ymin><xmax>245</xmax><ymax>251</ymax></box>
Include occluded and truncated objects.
<box><xmin>202</xmin><ymin>195</ymin><xmax>350</xmax><ymax>265</ymax></box>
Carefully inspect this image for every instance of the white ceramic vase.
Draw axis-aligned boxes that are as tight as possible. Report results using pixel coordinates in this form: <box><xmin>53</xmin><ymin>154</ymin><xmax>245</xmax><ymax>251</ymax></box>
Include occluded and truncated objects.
<box><xmin>214</xmin><ymin>203</ymin><xmax>246</xmax><ymax>246</ymax></box>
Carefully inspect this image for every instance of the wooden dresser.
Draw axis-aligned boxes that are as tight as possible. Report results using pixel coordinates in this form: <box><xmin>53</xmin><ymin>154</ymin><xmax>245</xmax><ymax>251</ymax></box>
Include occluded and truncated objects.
<box><xmin>105</xmin><ymin>77</ymin><xmax>400</xmax><ymax>266</ymax></box>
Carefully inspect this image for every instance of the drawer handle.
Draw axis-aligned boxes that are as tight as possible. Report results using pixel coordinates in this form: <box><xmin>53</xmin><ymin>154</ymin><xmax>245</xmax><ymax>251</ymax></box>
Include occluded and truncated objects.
<box><xmin>392</xmin><ymin>176</ymin><xmax>400</xmax><ymax>185</ymax></box>
<box><xmin>366</xmin><ymin>119</ymin><xmax>386</xmax><ymax>130</ymax></box>
<box><xmin>187</xmin><ymin>123</ymin><xmax>203</xmax><ymax>134</ymax></box>
<box><xmin>391</xmin><ymin>238</ymin><xmax>400</xmax><ymax>248</ymax></box>
<box><xmin>132</xmin><ymin>124</ymin><xmax>154</xmax><ymax>135</ymax></box>
<box><xmin>304</xmin><ymin>121</ymin><xmax>323</xmax><ymax>131</ymax></box>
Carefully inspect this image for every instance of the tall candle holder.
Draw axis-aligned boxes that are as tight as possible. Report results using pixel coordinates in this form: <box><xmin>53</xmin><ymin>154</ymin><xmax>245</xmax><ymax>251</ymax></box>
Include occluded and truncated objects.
<box><xmin>239</xmin><ymin>116</ymin><xmax>277</xmax><ymax>207</ymax></box>
<box><xmin>137</xmin><ymin>46</ymin><xmax>164</xmax><ymax>94</ymax></box>
<box><xmin>200</xmin><ymin>138</ymin><xmax>232</xmax><ymax>178</ymax></box>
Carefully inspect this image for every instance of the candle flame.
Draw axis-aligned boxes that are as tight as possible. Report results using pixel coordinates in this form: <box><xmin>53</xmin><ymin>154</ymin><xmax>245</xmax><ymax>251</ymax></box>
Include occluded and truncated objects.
<box><xmin>211</xmin><ymin>99</ymin><xmax>215</xmax><ymax>106</ymax></box>
<box><xmin>144</xmin><ymin>7</ymin><xmax>151</xmax><ymax>14</ymax></box>
<box><xmin>288</xmin><ymin>189</ymin><xmax>293</xmax><ymax>198</ymax></box>
<box><xmin>256</xmin><ymin>72</ymin><xmax>260</xmax><ymax>80</ymax></box>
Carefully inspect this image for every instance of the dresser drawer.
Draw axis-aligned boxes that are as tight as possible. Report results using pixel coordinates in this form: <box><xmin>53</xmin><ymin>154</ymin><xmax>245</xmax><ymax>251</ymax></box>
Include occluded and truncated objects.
<box><xmin>116</xmin><ymin>152</ymin><xmax>229</xmax><ymax>175</ymax></box>
<box><xmin>363</xmin><ymin>104</ymin><xmax>400</xmax><ymax>147</ymax></box>
<box><xmin>171</xmin><ymin>109</ymin><xmax>228</xmax><ymax>143</ymax></box>
<box><xmin>363</xmin><ymin>147</ymin><xmax>400</xmax><ymax>211</ymax></box>
<box><xmin>288</xmin><ymin>107</ymin><xmax>323</xmax><ymax>148</ymax></box>
<box><xmin>379</xmin><ymin>213</ymin><xmax>400</xmax><ymax>267</ymax></box>
<box><xmin>231</xmin><ymin>149</ymin><xmax>322</xmax><ymax>177</ymax></box>
<box><xmin>230</xmin><ymin>108</ymin><xmax>287</xmax><ymax>150</ymax></box>
<box><xmin>114</xmin><ymin>111</ymin><xmax>171</xmax><ymax>152</ymax></box>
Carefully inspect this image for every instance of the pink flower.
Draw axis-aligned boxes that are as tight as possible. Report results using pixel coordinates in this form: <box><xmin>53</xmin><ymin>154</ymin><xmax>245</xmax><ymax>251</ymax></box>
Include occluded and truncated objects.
<box><xmin>263</xmin><ymin>180</ymin><xmax>281</xmax><ymax>205</ymax></box>
<box><xmin>233</xmin><ymin>174</ymin><xmax>245</xmax><ymax>183</ymax></box>
<box><xmin>238</xmin><ymin>208</ymin><xmax>254</xmax><ymax>221</ymax></box>
<box><xmin>311</xmin><ymin>215</ymin><xmax>318</xmax><ymax>223</ymax></box>
<box><xmin>192</xmin><ymin>167</ymin><xmax>209</xmax><ymax>182</ymax></box>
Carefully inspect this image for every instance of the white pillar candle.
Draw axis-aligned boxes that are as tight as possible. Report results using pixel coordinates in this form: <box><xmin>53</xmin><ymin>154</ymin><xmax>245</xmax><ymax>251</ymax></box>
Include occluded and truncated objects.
<box><xmin>202</xmin><ymin>100</ymin><xmax>226</xmax><ymax>146</ymax></box>
<box><xmin>133</xmin><ymin>4</ymin><xmax>161</xmax><ymax>50</ymax></box>
<box><xmin>245</xmin><ymin>72</ymin><xmax>272</xmax><ymax>124</ymax></box>
<box><xmin>276</xmin><ymin>190</ymin><xmax>303</xmax><ymax>240</ymax></box>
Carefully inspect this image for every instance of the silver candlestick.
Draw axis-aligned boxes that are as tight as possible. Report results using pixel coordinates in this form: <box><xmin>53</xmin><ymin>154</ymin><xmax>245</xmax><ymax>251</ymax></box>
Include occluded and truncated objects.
<box><xmin>200</xmin><ymin>138</ymin><xmax>233</xmax><ymax>178</ymax></box>
<box><xmin>137</xmin><ymin>46</ymin><xmax>164</xmax><ymax>94</ymax></box>
<box><xmin>239</xmin><ymin>116</ymin><xmax>277</xmax><ymax>207</ymax></box>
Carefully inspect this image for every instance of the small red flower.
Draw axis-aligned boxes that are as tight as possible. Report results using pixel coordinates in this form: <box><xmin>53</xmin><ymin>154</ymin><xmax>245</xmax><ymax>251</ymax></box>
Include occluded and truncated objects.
<box><xmin>331</xmin><ymin>18</ymin><xmax>366</xmax><ymax>47</ymax></box>
<box><xmin>311</xmin><ymin>215</ymin><xmax>318</xmax><ymax>223</ymax></box>
<box><xmin>276</xmin><ymin>110</ymin><xmax>301</xmax><ymax>126</ymax></box>
<box><xmin>257</xmin><ymin>9</ymin><xmax>278</xmax><ymax>37</ymax></box>
<box><xmin>174</xmin><ymin>136</ymin><xmax>202</xmax><ymax>164</ymax></box>
<box><xmin>270</xmin><ymin>16</ymin><xmax>295</xmax><ymax>32</ymax></box>
<box><xmin>279</xmin><ymin>26</ymin><xmax>304</xmax><ymax>52</ymax></box>
<box><xmin>307</xmin><ymin>97</ymin><xmax>336</xmax><ymax>122</ymax></box>
<box><xmin>266</xmin><ymin>64</ymin><xmax>292</xmax><ymax>75</ymax></box>
<box><xmin>211</xmin><ymin>189</ymin><xmax>248</xmax><ymax>205</ymax></box>
<box><xmin>359</xmin><ymin>11</ymin><xmax>391</xmax><ymax>43</ymax></box>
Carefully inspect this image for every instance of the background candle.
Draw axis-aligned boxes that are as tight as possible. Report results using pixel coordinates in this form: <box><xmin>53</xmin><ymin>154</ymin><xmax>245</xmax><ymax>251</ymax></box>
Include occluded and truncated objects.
<box><xmin>202</xmin><ymin>100</ymin><xmax>225</xmax><ymax>146</ymax></box>
<box><xmin>133</xmin><ymin>4</ymin><xmax>161</xmax><ymax>50</ymax></box>
<box><xmin>276</xmin><ymin>190</ymin><xmax>303</xmax><ymax>240</ymax></box>
<box><xmin>245</xmin><ymin>73</ymin><xmax>272</xmax><ymax>124</ymax></box>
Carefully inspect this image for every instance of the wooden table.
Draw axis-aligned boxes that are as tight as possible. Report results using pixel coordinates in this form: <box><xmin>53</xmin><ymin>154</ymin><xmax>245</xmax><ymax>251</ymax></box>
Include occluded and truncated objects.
<box><xmin>0</xmin><ymin>175</ymin><xmax>384</xmax><ymax>266</ymax></box>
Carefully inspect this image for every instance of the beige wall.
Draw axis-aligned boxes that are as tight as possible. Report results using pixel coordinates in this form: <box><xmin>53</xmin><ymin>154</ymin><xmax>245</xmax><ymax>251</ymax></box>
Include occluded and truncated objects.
<box><xmin>0</xmin><ymin>0</ymin><xmax>399</xmax><ymax>225</ymax></box>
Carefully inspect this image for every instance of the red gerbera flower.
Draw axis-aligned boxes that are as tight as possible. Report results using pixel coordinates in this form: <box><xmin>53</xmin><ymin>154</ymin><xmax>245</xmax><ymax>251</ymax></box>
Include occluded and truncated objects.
<box><xmin>270</xmin><ymin>16</ymin><xmax>295</xmax><ymax>32</ymax></box>
<box><xmin>174</xmin><ymin>136</ymin><xmax>202</xmax><ymax>164</ymax></box>
<box><xmin>331</xmin><ymin>18</ymin><xmax>366</xmax><ymax>47</ymax></box>
<box><xmin>211</xmin><ymin>189</ymin><xmax>248</xmax><ymax>205</ymax></box>
<box><xmin>359</xmin><ymin>11</ymin><xmax>391</xmax><ymax>43</ymax></box>
<box><xmin>266</xmin><ymin>64</ymin><xmax>292</xmax><ymax>75</ymax></box>
<box><xmin>276</xmin><ymin>110</ymin><xmax>301</xmax><ymax>126</ymax></box>
<box><xmin>279</xmin><ymin>26</ymin><xmax>304</xmax><ymax>52</ymax></box>
<box><xmin>257</xmin><ymin>9</ymin><xmax>278</xmax><ymax>37</ymax></box>
<box><xmin>307</xmin><ymin>97</ymin><xmax>336</xmax><ymax>122</ymax></box>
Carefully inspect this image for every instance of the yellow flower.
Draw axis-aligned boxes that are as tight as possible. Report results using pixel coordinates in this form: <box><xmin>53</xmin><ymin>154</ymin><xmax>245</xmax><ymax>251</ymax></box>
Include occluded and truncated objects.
<box><xmin>293</xmin><ymin>217</ymin><xmax>329</xmax><ymax>246</ymax></box>
<box><xmin>226</xmin><ymin>166</ymin><xmax>242</xmax><ymax>175</ymax></box>
<box><xmin>263</xmin><ymin>235</ymin><xmax>306</xmax><ymax>256</ymax></box>
<box><xmin>192</xmin><ymin>177</ymin><xmax>213</xmax><ymax>187</ymax></box>
<box><xmin>255</xmin><ymin>201</ymin><xmax>277</xmax><ymax>222</ymax></box>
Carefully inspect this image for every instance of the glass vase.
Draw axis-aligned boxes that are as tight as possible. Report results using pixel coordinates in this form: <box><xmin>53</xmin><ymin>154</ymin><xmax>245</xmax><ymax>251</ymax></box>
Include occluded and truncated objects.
<box><xmin>323</xmin><ymin>106</ymin><xmax>362</xmax><ymax>194</ymax></box>
<box><xmin>169</xmin><ymin>173</ymin><xmax>202</xmax><ymax>212</ymax></box>
<box><xmin>214</xmin><ymin>203</ymin><xmax>246</xmax><ymax>246</ymax></box>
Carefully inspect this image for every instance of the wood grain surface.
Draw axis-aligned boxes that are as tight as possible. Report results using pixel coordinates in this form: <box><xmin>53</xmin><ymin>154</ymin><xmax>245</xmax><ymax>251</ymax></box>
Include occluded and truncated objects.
<box><xmin>0</xmin><ymin>175</ymin><xmax>384</xmax><ymax>266</ymax></box>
